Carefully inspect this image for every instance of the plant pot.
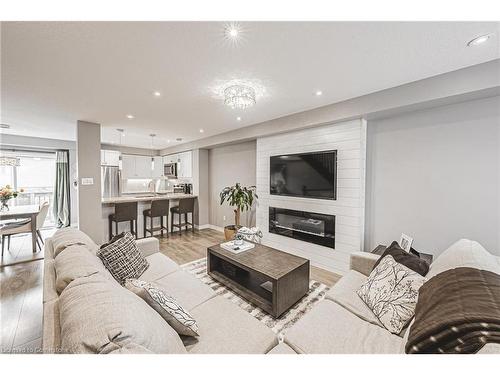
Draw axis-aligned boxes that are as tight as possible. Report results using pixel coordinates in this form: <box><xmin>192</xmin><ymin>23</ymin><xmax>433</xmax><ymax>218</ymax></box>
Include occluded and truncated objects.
<box><xmin>224</xmin><ymin>225</ymin><xmax>241</xmax><ymax>241</ymax></box>
<box><xmin>0</xmin><ymin>200</ymin><xmax>9</xmax><ymax>211</ymax></box>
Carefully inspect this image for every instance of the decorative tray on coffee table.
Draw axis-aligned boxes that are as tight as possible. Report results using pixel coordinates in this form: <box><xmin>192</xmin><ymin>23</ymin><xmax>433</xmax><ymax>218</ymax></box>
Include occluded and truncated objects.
<box><xmin>220</xmin><ymin>240</ymin><xmax>255</xmax><ymax>254</ymax></box>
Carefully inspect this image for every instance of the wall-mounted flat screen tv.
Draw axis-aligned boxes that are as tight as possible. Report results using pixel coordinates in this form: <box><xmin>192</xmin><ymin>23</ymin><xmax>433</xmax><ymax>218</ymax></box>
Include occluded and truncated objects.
<box><xmin>270</xmin><ymin>150</ymin><xmax>337</xmax><ymax>200</ymax></box>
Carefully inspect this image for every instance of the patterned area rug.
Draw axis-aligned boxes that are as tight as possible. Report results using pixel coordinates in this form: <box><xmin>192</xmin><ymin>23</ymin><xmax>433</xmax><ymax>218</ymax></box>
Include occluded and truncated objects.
<box><xmin>181</xmin><ymin>257</ymin><xmax>330</xmax><ymax>340</ymax></box>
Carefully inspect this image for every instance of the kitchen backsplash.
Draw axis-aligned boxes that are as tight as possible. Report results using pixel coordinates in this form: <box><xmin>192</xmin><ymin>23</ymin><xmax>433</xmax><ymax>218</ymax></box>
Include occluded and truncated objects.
<box><xmin>122</xmin><ymin>177</ymin><xmax>193</xmax><ymax>193</ymax></box>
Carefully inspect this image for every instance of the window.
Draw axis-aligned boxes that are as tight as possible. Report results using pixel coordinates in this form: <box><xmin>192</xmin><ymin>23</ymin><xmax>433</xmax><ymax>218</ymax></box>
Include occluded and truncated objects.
<box><xmin>0</xmin><ymin>150</ymin><xmax>57</xmax><ymax>227</ymax></box>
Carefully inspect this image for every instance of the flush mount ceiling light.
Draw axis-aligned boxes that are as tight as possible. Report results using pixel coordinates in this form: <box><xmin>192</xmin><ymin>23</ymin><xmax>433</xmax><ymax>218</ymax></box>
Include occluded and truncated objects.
<box><xmin>126</xmin><ymin>114</ymin><xmax>134</xmax><ymax>119</ymax></box>
<box><xmin>199</xmin><ymin>129</ymin><xmax>204</xmax><ymax>133</ymax></box>
<box><xmin>315</xmin><ymin>90</ymin><xmax>323</xmax><ymax>96</ymax></box>
<box><xmin>0</xmin><ymin>123</ymin><xmax>11</xmax><ymax>129</ymax></box>
<box><xmin>0</xmin><ymin>156</ymin><xmax>20</xmax><ymax>166</ymax></box>
<box><xmin>236</xmin><ymin>116</ymin><xmax>242</xmax><ymax>121</ymax></box>
<box><xmin>467</xmin><ymin>33</ymin><xmax>493</xmax><ymax>46</ymax></box>
<box><xmin>224</xmin><ymin>84</ymin><xmax>256</xmax><ymax>109</ymax></box>
<box><xmin>153</xmin><ymin>91</ymin><xmax>161</xmax><ymax>97</ymax></box>
<box><xmin>176</xmin><ymin>138</ymin><xmax>183</xmax><ymax>142</ymax></box>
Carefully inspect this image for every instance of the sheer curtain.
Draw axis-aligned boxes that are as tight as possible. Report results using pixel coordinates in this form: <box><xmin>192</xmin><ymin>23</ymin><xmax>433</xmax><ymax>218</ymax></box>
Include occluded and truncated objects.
<box><xmin>53</xmin><ymin>150</ymin><xmax>70</xmax><ymax>227</ymax></box>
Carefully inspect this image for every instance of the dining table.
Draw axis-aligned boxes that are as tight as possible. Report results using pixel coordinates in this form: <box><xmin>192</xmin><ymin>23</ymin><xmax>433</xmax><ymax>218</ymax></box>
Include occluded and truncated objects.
<box><xmin>0</xmin><ymin>205</ymin><xmax>40</xmax><ymax>253</ymax></box>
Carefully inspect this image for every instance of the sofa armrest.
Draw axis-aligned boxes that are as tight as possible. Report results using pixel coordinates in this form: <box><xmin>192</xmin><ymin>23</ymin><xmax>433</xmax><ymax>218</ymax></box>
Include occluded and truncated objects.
<box><xmin>136</xmin><ymin>237</ymin><xmax>160</xmax><ymax>257</ymax></box>
<box><xmin>350</xmin><ymin>252</ymin><xmax>380</xmax><ymax>276</ymax></box>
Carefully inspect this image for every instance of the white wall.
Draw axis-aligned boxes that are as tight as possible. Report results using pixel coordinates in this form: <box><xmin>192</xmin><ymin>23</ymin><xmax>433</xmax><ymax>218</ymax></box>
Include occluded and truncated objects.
<box><xmin>365</xmin><ymin>95</ymin><xmax>500</xmax><ymax>256</ymax></box>
<box><xmin>256</xmin><ymin>119</ymin><xmax>367</xmax><ymax>275</ymax></box>
<box><xmin>208</xmin><ymin>141</ymin><xmax>257</xmax><ymax>229</ymax></box>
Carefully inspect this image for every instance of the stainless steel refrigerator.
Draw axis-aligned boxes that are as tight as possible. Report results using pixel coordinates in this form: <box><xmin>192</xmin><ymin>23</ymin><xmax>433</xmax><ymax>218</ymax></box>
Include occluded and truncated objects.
<box><xmin>101</xmin><ymin>166</ymin><xmax>120</xmax><ymax>198</ymax></box>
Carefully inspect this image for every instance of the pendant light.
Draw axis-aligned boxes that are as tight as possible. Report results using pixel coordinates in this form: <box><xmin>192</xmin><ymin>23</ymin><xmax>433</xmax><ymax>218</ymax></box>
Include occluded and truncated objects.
<box><xmin>150</xmin><ymin>134</ymin><xmax>156</xmax><ymax>171</ymax></box>
<box><xmin>116</xmin><ymin>129</ymin><xmax>124</xmax><ymax>169</ymax></box>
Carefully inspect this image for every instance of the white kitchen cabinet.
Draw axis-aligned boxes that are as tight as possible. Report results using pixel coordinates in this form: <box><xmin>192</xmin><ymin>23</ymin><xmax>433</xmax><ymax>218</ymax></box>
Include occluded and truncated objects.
<box><xmin>177</xmin><ymin>151</ymin><xmax>192</xmax><ymax>178</ymax></box>
<box><xmin>152</xmin><ymin>156</ymin><xmax>163</xmax><ymax>178</ymax></box>
<box><xmin>121</xmin><ymin>154</ymin><xmax>136</xmax><ymax>178</ymax></box>
<box><xmin>162</xmin><ymin>151</ymin><xmax>192</xmax><ymax>178</ymax></box>
<box><xmin>101</xmin><ymin>150</ymin><xmax>120</xmax><ymax>166</ymax></box>
<box><xmin>134</xmin><ymin>155</ymin><xmax>152</xmax><ymax>178</ymax></box>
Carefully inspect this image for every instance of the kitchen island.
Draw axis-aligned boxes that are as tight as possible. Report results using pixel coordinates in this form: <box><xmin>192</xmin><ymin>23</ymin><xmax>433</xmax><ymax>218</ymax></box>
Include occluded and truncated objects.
<box><xmin>102</xmin><ymin>193</ymin><xmax>197</xmax><ymax>240</ymax></box>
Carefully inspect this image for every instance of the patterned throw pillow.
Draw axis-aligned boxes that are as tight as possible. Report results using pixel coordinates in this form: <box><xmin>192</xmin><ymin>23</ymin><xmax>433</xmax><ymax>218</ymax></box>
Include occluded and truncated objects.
<box><xmin>97</xmin><ymin>232</ymin><xmax>149</xmax><ymax>285</ymax></box>
<box><xmin>125</xmin><ymin>279</ymin><xmax>199</xmax><ymax>337</ymax></box>
<box><xmin>357</xmin><ymin>255</ymin><xmax>427</xmax><ymax>334</ymax></box>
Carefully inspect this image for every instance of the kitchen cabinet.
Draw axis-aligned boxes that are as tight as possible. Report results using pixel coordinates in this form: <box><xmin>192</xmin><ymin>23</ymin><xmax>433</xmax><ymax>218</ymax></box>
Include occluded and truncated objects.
<box><xmin>135</xmin><ymin>155</ymin><xmax>152</xmax><ymax>178</ymax></box>
<box><xmin>101</xmin><ymin>150</ymin><xmax>120</xmax><ymax>166</ymax></box>
<box><xmin>152</xmin><ymin>156</ymin><xmax>163</xmax><ymax>178</ymax></box>
<box><xmin>162</xmin><ymin>151</ymin><xmax>192</xmax><ymax>178</ymax></box>
<box><xmin>177</xmin><ymin>151</ymin><xmax>192</xmax><ymax>178</ymax></box>
<box><xmin>121</xmin><ymin>154</ymin><xmax>152</xmax><ymax>178</ymax></box>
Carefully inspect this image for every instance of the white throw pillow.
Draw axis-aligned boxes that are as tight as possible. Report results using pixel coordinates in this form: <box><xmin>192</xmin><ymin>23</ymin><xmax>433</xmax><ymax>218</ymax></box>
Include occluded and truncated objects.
<box><xmin>125</xmin><ymin>279</ymin><xmax>199</xmax><ymax>337</ymax></box>
<box><xmin>357</xmin><ymin>255</ymin><xmax>427</xmax><ymax>334</ymax></box>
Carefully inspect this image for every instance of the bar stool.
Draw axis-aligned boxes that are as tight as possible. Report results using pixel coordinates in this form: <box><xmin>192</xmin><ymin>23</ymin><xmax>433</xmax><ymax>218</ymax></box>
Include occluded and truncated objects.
<box><xmin>170</xmin><ymin>198</ymin><xmax>195</xmax><ymax>235</ymax></box>
<box><xmin>143</xmin><ymin>199</ymin><xmax>169</xmax><ymax>238</ymax></box>
<box><xmin>108</xmin><ymin>201</ymin><xmax>138</xmax><ymax>240</ymax></box>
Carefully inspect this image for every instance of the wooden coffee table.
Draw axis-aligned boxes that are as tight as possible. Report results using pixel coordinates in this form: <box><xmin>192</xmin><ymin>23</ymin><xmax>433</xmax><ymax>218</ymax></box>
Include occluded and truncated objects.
<box><xmin>207</xmin><ymin>242</ymin><xmax>310</xmax><ymax>318</ymax></box>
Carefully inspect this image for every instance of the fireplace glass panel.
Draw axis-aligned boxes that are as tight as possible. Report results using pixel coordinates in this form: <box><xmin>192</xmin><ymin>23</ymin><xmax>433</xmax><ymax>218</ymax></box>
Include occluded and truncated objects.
<box><xmin>269</xmin><ymin>207</ymin><xmax>335</xmax><ymax>248</ymax></box>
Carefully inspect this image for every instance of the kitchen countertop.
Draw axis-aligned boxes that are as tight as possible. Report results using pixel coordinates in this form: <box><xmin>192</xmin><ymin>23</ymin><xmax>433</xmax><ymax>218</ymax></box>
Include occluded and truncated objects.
<box><xmin>102</xmin><ymin>193</ymin><xmax>196</xmax><ymax>205</ymax></box>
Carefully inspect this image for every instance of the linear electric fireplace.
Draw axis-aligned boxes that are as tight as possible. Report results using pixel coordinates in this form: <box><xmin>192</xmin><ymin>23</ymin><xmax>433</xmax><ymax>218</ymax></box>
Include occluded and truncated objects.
<box><xmin>269</xmin><ymin>207</ymin><xmax>335</xmax><ymax>248</ymax></box>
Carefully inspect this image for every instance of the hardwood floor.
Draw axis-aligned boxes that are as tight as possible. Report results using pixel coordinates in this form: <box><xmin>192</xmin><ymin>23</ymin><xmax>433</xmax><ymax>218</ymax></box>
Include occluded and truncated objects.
<box><xmin>0</xmin><ymin>228</ymin><xmax>341</xmax><ymax>354</ymax></box>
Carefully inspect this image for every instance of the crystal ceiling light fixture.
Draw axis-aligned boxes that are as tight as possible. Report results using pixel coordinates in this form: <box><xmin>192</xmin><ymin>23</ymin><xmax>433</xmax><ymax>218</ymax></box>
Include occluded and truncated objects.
<box><xmin>224</xmin><ymin>84</ymin><xmax>256</xmax><ymax>109</ymax></box>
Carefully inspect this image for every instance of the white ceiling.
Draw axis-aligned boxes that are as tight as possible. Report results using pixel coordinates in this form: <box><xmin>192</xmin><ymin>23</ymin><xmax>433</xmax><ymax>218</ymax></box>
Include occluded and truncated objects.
<box><xmin>1</xmin><ymin>21</ymin><xmax>499</xmax><ymax>149</ymax></box>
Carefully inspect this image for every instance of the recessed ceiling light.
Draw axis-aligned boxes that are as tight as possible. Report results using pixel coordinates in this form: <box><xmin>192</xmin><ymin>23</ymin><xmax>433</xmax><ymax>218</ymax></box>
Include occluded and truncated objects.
<box><xmin>315</xmin><ymin>90</ymin><xmax>323</xmax><ymax>96</ymax></box>
<box><xmin>199</xmin><ymin>129</ymin><xmax>204</xmax><ymax>133</ymax></box>
<box><xmin>153</xmin><ymin>91</ymin><xmax>161</xmax><ymax>97</ymax></box>
<box><xmin>126</xmin><ymin>114</ymin><xmax>134</xmax><ymax>119</ymax></box>
<box><xmin>236</xmin><ymin>117</ymin><xmax>242</xmax><ymax>121</ymax></box>
<box><xmin>176</xmin><ymin>138</ymin><xmax>183</xmax><ymax>142</ymax></box>
<box><xmin>467</xmin><ymin>34</ymin><xmax>493</xmax><ymax>46</ymax></box>
<box><xmin>225</xmin><ymin>24</ymin><xmax>239</xmax><ymax>39</ymax></box>
<box><xmin>0</xmin><ymin>124</ymin><xmax>10</xmax><ymax>129</ymax></box>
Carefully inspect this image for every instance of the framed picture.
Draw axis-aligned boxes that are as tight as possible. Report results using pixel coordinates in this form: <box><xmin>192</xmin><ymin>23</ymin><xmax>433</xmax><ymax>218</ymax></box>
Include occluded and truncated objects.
<box><xmin>399</xmin><ymin>233</ymin><xmax>413</xmax><ymax>252</ymax></box>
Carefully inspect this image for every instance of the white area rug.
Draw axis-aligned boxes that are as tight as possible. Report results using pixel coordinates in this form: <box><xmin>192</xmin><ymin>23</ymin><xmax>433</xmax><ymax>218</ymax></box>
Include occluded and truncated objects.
<box><xmin>181</xmin><ymin>257</ymin><xmax>330</xmax><ymax>340</ymax></box>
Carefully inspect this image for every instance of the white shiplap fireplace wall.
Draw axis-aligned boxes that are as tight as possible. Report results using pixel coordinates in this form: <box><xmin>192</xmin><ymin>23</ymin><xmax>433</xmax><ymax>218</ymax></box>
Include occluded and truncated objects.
<box><xmin>256</xmin><ymin>119</ymin><xmax>367</xmax><ymax>275</ymax></box>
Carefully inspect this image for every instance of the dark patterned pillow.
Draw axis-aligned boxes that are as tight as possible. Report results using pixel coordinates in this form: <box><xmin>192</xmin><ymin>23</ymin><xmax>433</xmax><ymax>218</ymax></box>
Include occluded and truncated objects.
<box><xmin>125</xmin><ymin>279</ymin><xmax>199</xmax><ymax>337</ymax></box>
<box><xmin>357</xmin><ymin>255</ymin><xmax>427</xmax><ymax>334</ymax></box>
<box><xmin>97</xmin><ymin>232</ymin><xmax>149</xmax><ymax>284</ymax></box>
<box><xmin>372</xmin><ymin>241</ymin><xmax>430</xmax><ymax>276</ymax></box>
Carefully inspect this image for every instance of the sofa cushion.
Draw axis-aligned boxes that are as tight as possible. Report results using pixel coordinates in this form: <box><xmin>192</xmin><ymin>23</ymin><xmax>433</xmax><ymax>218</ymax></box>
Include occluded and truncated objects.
<box><xmin>51</xmin><ymin>227</ymin><xmax>99</xmax><ymax>257</ymax></box>
<box><xmin>427</xmin><ymin>239</ymin><xmax>500</xmax><ymax>279</ymax></box>
<box><xmin>154</xmin><ymin>269</ymin><xmax>216</xmax><ymax>311</ymax></box>
<box><xmin>183</xmin><ymin>296</ymin><xmax>278</xmax><ymax>354</ymax></box>
<box><xmin>125</xmin><ymin>279</ymin><xmax>199</xmax><ymax>337</ymax></box>
<box><xmin>43</xmin><ymin>259</ymin><xmax>59</xmax><ymax>303</ymax></box>
<box><xmin>372</xmin><ymin>241</ymin><xmax>429</xmax><ymax>276</ymax></box>
<box><xmin>140</xmin><ymin>252</ymin><xmax>180</xmax><ymax>282</ymax></box>
<box><xmin>285</xmin><ymin>300</ymin><xmax>403</xmax><ymax>354</ymax></box>
<box><xmin>325</xmin><ymin>270</ymin><xmax>382</xmax><ymax>328</ymax></box>
<box><xmin>357</xmin><ymin>255</ymin><xmax>426</xmax><ymax>334</ymax></box>
<box><xmin>59</xmin><ymin>273</ymin><xmax>187</xmax><ymax>354</ymax></box>
<box><xmin>55</xmin><ymin>245</ymin><xmax>113</xmax><ymax>294</ymax></box>
<box><xmin>96</xmin><ymin>232</ymin><xmax>149</xmax><ymax>285</ymax></box>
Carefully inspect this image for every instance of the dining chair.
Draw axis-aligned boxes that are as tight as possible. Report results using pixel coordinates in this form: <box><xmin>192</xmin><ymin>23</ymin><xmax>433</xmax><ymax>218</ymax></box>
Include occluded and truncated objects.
<box><xmin>0</xmin><ymin>201</ymin><xmax>50</xmax><ymax>256</ymax></box>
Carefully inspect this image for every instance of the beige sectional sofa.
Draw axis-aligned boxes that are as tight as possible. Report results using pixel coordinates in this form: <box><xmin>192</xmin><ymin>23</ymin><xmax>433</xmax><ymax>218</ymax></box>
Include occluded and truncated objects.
<box><xmin>43</xmin><ymin>228</ymin><xmax>500</xmax><ymax>354</ymax></box>
<box><xmin>43</xmin><ymin>228</ymin><xmax>278</xmax><ymax>354</ymax></box>
<box><xmin>275</xmin><ymin>239</ymin><xmax>500</xmax><ymax>354</ymax></box>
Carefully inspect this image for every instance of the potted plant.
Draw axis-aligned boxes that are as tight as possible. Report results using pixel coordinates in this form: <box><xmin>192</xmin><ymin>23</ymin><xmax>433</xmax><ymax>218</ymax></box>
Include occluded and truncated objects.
<box><xmin>0</xmin><ymin>185</ymin><xmax>23</xmax><ymax>211</ymax></box>
<box><xmin>219</xmin><ymin>183</ymin><xmax>258</xmax><ymax>240</ymax></box>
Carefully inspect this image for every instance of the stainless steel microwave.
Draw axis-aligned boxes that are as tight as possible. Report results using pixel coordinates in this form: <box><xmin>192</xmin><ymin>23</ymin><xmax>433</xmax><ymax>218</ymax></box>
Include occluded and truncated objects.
<box><xmin>164</xmin><ymin>162</ymin><xmax>177</xmax><ymax>178</ymax></box>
